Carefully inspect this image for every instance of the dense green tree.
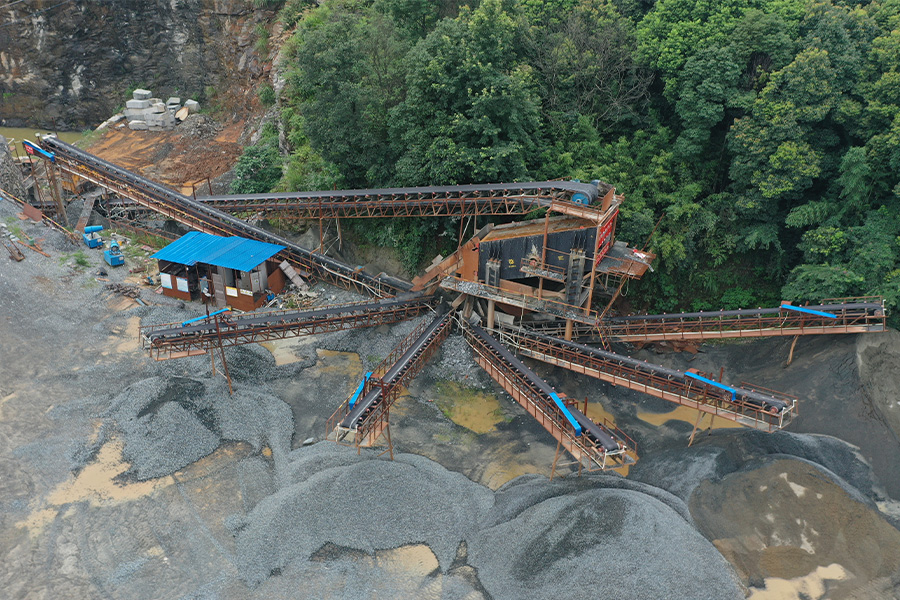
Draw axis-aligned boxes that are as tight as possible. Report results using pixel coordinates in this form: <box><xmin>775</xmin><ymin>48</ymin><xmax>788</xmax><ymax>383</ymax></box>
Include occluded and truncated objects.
<box><xmin>269</xmin><ymin>0</ymin><xmax>900</xmax><ymax>311</ymax></box>
<box><xmin>283</xmin><ymin>2</ymin><xmax>409</xmax><ymax>187</ymax></box>
<box><xmin>390</xmin><ymin>0</ymin><xmax>541</xmax><ymax>184</ymax></box>
<box><xmin>230</xmin><ymin>126</ymin><xmax>283</xmax><ymax>194</ymax></box>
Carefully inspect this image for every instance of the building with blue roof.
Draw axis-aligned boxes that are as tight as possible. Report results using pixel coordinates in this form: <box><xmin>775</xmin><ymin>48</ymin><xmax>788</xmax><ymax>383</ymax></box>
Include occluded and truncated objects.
<box><xmin>152</xmin><ymin>232</ymin><xmax>287</xmax><ymax>310</ymax></box>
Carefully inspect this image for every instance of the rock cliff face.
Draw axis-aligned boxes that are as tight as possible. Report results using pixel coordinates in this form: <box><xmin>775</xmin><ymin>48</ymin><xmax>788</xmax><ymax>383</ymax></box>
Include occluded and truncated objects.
<box><xmin>0</xmin><ymin>0</ymin><xmax>273</xmax><ymax>129</ymax></box>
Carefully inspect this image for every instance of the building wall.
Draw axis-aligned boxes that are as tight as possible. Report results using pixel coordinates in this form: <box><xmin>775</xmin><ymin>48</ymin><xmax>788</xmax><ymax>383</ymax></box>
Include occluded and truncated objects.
<box><xmin>267</xmin><ymin>262</ymin><xmax>286</xmax><ymax>294</ymax></box>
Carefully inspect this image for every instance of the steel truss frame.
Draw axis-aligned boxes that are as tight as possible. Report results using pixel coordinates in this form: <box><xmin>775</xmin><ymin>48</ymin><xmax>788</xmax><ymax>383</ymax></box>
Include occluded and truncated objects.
<box><xmin>141</xmin><ymin>298</ymin><xmax>434</xmax><ymax>360</ymax></box>
<box><xmin>326</xmin><ymin>310</ymin><xmax>453</xmax><ymax>454</ymax></box>
<box><xmin>521</xmin><ymin>297</ymin><xmax>887</xmax><ymax>343</ymax></box>
<box><xmin>198</xmin><ymin>194</ymin><xmax>611</xmax><ymax>223</ymax></box>
<box><xmin>496</xmin><ymin>328</ymin><xmax>798</xmax><ymax>432</ymax></box>
<box><xmin>462</xmin><ymin>323</ymin><xmax>634</xmax><ymax>472</ymax></box>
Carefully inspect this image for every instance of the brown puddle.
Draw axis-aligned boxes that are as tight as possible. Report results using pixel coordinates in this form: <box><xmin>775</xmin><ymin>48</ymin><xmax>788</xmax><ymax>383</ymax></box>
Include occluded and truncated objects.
<box><xmin>17</xmin><ymin>438</ymin><xmax>173</xmax><ymax>536</ymax></box>
<box><xmin>315</xmin><ymin>349</ymin><xmax>364</xmax><ymax>377</ymax></box>
<box><xmin>433</xmin><ymin>381</ymin><xmax>504</xmax><ymax>434</ymax></box>
<box><xmin>637</xmin><ymin>405</ymin><xmax>743</xmax><ymax>429</ymax></box>
<box><xmin>259</xmin><ymin>337</ymin><xmax>311</xmax><ymax>366</ymax></box>
<box><xmin>747</xmin><ymin>563</ymin><xmax>850</xmax><ymax>600</ymax></box>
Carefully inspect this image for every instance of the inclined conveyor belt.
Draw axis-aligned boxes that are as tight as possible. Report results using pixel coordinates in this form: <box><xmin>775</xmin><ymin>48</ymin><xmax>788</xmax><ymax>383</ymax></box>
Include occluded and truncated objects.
<box><xmin>340</xmin><ymin>306</ymin><xmax>451</xmax><ymax>429</ymax></box>
<box><xmin>468</xmin><ymin>324</ymin><xmax>620</xmax><ymax>452</ymax></box>
<box><xmin>608</xmin><ymin>301</ymin><xmax>884</xmax><ymax>323</ymax></box>
<box><xmin>193</xmin><ymin>180</ymin><xmax>600</xmax><ymax>217</ymax></box>
<box><xmin>39</xmin><ymin>136</ymin><xmax>411</xmax><ymax>296</ymax></box>
<box><xmin>518</xmin><ymin>329</ymin><xmax>790</xmax><ymax>414</ymax></box>
<box><xmin>146</xmin><ymin>296</ymin><xmax>425</xmax><ymax>345</ymax></box>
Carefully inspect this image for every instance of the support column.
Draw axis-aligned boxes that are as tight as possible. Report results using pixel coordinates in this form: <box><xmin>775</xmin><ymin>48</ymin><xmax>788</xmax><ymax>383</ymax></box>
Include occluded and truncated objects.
<box><xmin>564</xmin><ymin>319</ymin><xmax>574</xmax><ymax>341</ymax></box>
<box><xmin>463</xmin><ymin>295</ymin><xmax>474</xmax><ymax>319</ymax></box>
<box><xmin>46</xmin><ymin>163</ymin><xmax>69</xmax><ymax>227</ymax></box>
<box><xmin>487</xmin><ymin>299</ymin><xmax>496</xmax><ymax>330</ymax></box>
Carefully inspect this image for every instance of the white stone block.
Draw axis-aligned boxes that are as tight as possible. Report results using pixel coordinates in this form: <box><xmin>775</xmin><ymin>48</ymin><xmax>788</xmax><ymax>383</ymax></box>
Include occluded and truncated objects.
<box><xmin>126</xmin><ymin>99</ymin><xmax>150</xmax><ymax>109</ymax></box>
<box><xmin>166</xmin><ymin>97</ymin><xmax>181</xmax><ymax>107</ymax></box>
<box><xmin>151</xmin><ymin>102</ymin><xmax>166</xmax><ymax>113</ymax></box>
<box><xmin>132</xmin><ymin>89</ymin><xmax>152</xmax><ymax>100</ymax></box>
<box><xmin>184</xmin><ymin>99</ymin><xmax>200</xmax><ymax>113</ymax></box>
<box><xmin>128</xmin><ymin>120</ymin><xmax>149</xmax><ymax>130</ymax></box>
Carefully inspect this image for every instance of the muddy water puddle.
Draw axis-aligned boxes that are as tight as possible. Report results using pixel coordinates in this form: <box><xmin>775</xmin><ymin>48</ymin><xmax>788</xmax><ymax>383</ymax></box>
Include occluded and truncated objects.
<box><xmin>260</xmin><ymin>336</ymin><xmax>316</xmax><ymax>366</ymax></box>
<box><xmin>18</xmin><ymin>438</ymin><xmax>173</xmax><ymax>536</ymax></box>
<box><xmin>432</xmin><ymin>381</ymin><xmax>505</xmax><ymax>434</ymax></box>
<box><xmin>748</xmin><ymin>563</ymin><xmax>850</xmax><ymax>600</ymax></box>
<box><xmin>637</xmin><ymin>405</ymin><xmax>743</xmax><ymax>429</ymax></box>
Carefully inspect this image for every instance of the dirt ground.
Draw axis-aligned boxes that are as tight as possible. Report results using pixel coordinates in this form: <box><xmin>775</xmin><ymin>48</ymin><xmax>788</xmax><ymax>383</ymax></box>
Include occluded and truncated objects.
<box><xmin>86</xmin><ymin>119</ymin><xmax>245</xmax><ymax>196</ymax></box>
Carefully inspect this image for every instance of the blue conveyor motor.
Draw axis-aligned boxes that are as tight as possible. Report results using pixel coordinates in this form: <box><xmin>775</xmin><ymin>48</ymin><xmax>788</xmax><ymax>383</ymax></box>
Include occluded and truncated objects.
<box><xmin>82</xmin><ymin>225</ymin><xmax>103</xmax><ymax>249</ymax></box>
<box><xmin>104</xmin><ymin>239</ymin><xmax>124</xmax><ymax>267</ymax></box>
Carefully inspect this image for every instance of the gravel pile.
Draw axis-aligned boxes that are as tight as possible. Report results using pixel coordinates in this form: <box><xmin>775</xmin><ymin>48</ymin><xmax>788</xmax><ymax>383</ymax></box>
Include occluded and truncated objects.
<box><xmin>178</xmin><ymin>114</ymin><xmax>223</xmax><ymax>140</ymax></box>
<box><xmin>468</xmin><ymin>484</ymin><xmax>743</xmax><ymax>600</ymax></box>
<box><xmin>224</xmin><ymin>443</ymin><xmax>742</xmax><ymax>598</ymax></box>
<box><xmin>630</xmin><ymin>428</ymin><xmax>884</xmax><ymax>508</ymax></box>
<box><xmin>79</xmin><ymin>374</ymin><xmax>293</xmax><ymax>480</ymax></box>
<box><xmin>231</xmin><ymin>447</ymin><xmax>494</xmax><ymax>586</ymax></box>
<box><xmin>427</xmin><ymin>333</ymin><xmax>490</xmax><ymax>388</ymax></box>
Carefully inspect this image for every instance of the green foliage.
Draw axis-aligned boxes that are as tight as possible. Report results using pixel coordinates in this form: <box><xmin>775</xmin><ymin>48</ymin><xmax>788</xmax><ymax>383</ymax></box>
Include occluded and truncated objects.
<box><xmin>782</xmin><ymin>264</ymin><xmax>864</xmax><ymax>301</ymax></box>
<box><xmin>270</xmin><ymin>0</ymin><xmax>900</xmax><ymax>313</ymax></box>
<box><xmin>257</xmin><ymin>83</ymin><xmax>276</xmax><ymax>107</ymax></box>
<box><xmin>255</xmin><ymin>23</ymin><xmax>270</xmax><ymax>57</ymax></box>
<box><xmin>230</xmin><ymin>124</ymin><xmax>283</xmax><ymax>194</ymax></box>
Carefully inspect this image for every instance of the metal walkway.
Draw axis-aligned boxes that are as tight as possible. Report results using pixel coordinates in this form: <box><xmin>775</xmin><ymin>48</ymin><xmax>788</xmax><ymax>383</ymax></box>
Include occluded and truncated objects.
<box><xmin>37</xmin><ymin>137</ymin><xmax>410</xmax><ymax>297</ymax></box>
<box><xmin>140</xmin><ymin>296</ymin><xmax>433</xmax><ymax>360</ymax></box>
<box><xmin>495</xmin><ymin>326</ymin><xmax>798</xmax><ymax>432</ymax></box>
<box><xmin>327</xmin><ymin>307</ymin><xmax>453</xmax><ymax>453</ymax></box>
<box><xmin>463</xmin><ymin>322</ymin><xmax>635</xmax><ymax>471</ymax></box>
<box><xmin>194</xmin><ymin>183</ymin><xmax>610</xmax><ymax>223</ymax></box>
<box><xmin>522</xmin><ymin>298</ymin><xmax>887</xmax><ymax>343</ymax></box>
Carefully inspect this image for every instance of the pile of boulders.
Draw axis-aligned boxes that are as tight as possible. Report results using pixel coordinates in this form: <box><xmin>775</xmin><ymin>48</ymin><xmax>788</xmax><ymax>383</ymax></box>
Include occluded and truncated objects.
<box><xmin>119</xmin><ymin>89</ymin><xmax>200</xmax><ymax>132</ymax></box>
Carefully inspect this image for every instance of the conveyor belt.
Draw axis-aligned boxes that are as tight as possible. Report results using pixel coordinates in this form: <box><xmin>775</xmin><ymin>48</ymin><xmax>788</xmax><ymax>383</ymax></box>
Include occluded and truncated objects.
<box><xmin>193</xmin><ymin>181</ymin><xmax>607</xmax><ymax>221</ymax></box>
<box><xmin>140</xmin><ymin>296</ymin><xmax>433</xmax><ymax>360</ymax></box>
<box><xmin>523</xmin><ymin>299</ymin><xmax>887</xmax><ymax>343</ymax></box>
<box><xmin>464</xmin><ymin>323</ymin><xmax>630</xmax><ymax>464</ymax></box>
<box><xmin>38</xmin><ymin>136</ymin><xmax>409</xmax><ymax>297</ymax></box>
<box><xmin>496</xmin><ymin>326</ymin><xmax>797</xmax><ymax>431</ymax></box>
<box><xmin>340</xmin><ymin>306</ymin><xmax>451</xmax><ymax>429</ymax></box>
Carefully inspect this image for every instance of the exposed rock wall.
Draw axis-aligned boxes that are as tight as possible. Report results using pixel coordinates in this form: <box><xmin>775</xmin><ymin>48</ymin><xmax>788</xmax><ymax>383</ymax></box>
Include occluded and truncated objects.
<box><xmin>0</xmin><ymin>0</ymin><xmax>273</xmax><ymax>129</ymax></box>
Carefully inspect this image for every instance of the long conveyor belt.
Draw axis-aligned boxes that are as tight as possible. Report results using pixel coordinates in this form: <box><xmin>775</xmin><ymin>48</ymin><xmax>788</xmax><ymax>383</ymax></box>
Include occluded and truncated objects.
<box><xmin>192</xmin><ymin>182</ymin><xmax>607</xmax><ymax>221</ymax></box>
<box><xmin>463</xmin><ymin>322</ymin><xmax>632</xmax><ymax>470</ymax></box>
<box><xmin>339</xmin><ymin>306</ymin><xmax>452</xmax><ymax>430</ymax></box>
<box><xmin>140</xmin><ymin>296</ymin><xmax>433</xmax><ymax>360</ymax></box>
<box><xmin>495</xmin><ymin>326</ymin><xmax>798</xmax><ymax>431</ymax></box>
<box><xmin>37</xmin><ymin>136</ymin><xmax>410</xmax><ymax>297</ymax></box>
<box><xmin>522</xmin><ymin>299</ymin><xmax>887</xmax><ymax>343</ymax></box>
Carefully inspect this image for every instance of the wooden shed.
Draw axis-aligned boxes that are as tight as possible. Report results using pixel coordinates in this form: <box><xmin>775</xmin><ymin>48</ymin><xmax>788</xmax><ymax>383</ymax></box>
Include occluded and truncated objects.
<box><xmin>152</xmin><ymin>232</ymin><xmax>287</xmax><ymax>311</ymax></box>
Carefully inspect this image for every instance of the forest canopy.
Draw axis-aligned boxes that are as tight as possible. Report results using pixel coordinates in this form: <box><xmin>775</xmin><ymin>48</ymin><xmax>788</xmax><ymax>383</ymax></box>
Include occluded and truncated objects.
<box><xmin>243</xmin><ymin>0</ymin><xmax>900</xmax><ymax>314</ymax></box>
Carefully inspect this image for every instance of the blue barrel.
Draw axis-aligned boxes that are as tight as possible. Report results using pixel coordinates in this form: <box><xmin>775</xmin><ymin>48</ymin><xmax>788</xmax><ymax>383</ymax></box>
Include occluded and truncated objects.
<box><xmin>84</xmin><ymin>225</ymin><xmax>104</xmax><ymax>234</ymax></box>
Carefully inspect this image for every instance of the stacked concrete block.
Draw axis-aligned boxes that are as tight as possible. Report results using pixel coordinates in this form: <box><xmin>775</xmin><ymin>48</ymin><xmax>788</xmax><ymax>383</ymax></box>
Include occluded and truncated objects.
<box><xmin>123</xmin><ymin>89</ymin><xmax>180</xmax><ymax>131</ymax></box>
<box><xmin>121</xmin><ymin>89</ymin><xmax>199</xmax><ymax>131</ymax></box>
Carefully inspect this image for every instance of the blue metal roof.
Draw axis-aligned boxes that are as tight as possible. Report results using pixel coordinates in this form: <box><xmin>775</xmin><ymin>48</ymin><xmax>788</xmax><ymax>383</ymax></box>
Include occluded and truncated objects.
<box><xmin>152</xmin><ymin>232</ymin><xmax>285</xmax><ymax>272</ymax></box>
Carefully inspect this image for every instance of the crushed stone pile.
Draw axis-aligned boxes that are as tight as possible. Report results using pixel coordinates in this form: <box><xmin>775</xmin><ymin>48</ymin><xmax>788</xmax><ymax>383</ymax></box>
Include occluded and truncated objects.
<box><xmin>78</xmin><ymin>374</ymin><xmax>293</xmax><ymax>480</ymax></box>
<box><xmin>227</xmin><ymin>444</ymin><xmax>743</xmax><ymax>598</ymax></box>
